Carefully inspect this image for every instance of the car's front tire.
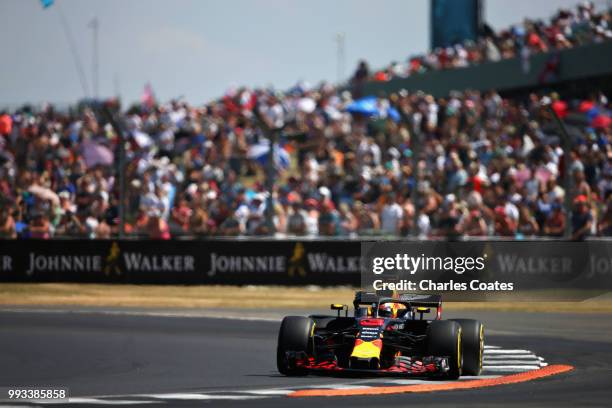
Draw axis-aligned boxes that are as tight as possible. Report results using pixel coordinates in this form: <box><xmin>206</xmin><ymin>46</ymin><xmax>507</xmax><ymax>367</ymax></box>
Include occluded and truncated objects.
<box><xmin>450</xmin><ymin>319</ymin><xmax>484</xmax><ymax>376</ymax></box>
<box><xmin>276</xmin><ymin>316</ymin><xmax>314</xmax><ymax>376</ymax></box>
<box><xmin>427</xmin><ymin>320</ymin><xmax>462</xmax><ymax>379</ymax></box>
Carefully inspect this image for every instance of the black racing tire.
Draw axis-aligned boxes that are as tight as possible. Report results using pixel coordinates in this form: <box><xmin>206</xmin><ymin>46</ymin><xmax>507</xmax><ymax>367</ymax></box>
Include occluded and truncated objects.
<box><xmin>427</xmin><ymin>320</ymin><xmax>462</xmax><ymax>379</ymax></box>
<box><xmin>276</xmin><ymin>316</ymin><xmax>314</xmax><ymax>376</ymax></box>
<box><xmin>450</xmin><ymin>319</ymin><xmax>485</xmax><ymax>376</ymax></box>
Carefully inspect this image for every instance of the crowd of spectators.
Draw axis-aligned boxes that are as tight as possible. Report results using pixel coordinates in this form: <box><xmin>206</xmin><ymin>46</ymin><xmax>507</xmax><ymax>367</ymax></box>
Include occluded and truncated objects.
<box><xmin>353</xmin><ymin>1</ymin><xmax>611</xmax><ymax>83</ymax></box>
<box><xmin>1</xmin><ymin>3</ymin><xmax>611</xmax><ymax>241</ymax></box>
<box><xmin>0</xmin><ymin>80</ymin><xmax>610</xmax><ymax>240</ymax></box>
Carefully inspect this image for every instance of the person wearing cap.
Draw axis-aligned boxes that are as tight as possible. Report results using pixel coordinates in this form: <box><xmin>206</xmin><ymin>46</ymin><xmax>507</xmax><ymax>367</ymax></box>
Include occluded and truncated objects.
<box><xmin>571</xmin><ymin>195</ymin><xmax>593</xmax><ymax>241</ymax></box>
<box><xmin>318</xmin><ymin>200</ymin><xmax>339</xmax><ymax>236</ymax></box>
<box><xmin>303</xmin><ymin>198</ymin><xmax>319</xmax><ymax>236</ymax></box>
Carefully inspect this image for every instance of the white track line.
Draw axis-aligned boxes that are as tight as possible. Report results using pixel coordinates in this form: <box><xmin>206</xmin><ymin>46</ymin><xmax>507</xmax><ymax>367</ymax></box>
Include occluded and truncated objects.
<box><xmin>142</xmin><ymin>393</ymin><xmax>264</xmax><ymax>400</ymax></box>
<box><xmin>241</xmin><ymin>389</ymin><xmax>293</xmax><ymax>395</ymax></box>
<box><xmin>483</xmin><ymin>365</ymin><xmax>541</xmax><ymax>371</ymax></box>
<box><xmin>52</xmin><ymin>398</ymin><xmax>158</xmax><ymax>405</ymax></box>
<box><xmin>484</xmin><ymin>356</ymin><xmax>539</xmax><ymax>360</ymax></box>
<box><xmin>484</xmin><ymin>349</ymin><xmax>534</xmax><ymax>354</ymax></box>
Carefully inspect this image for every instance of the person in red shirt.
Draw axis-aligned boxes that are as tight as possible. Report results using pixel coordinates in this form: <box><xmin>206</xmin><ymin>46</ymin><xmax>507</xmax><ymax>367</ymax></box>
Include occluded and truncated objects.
<box><xmin>147</xmin><ymin>211</ymin><xmax>171</xmax><ymax>240</ymax></box>
<box><xmin>0</xmin><ymin>112</ymin><xmax>12</xmax><ymax>136</ymax></box>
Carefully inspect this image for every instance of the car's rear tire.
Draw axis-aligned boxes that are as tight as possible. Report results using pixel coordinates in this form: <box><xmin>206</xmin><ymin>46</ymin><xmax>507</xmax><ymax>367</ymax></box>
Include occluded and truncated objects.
<box><xmin>277</xmin><ymin>316</ymin><xmax>314</xmax><ymax>376</ymax></box>
<box><xmin>427</xmin><ymin>320</ymin><xmax>462</xmax><ymax>379</ymax></box>
<box><xmin>450</xmin><ymin>319</ymin><xmax>484</xmax><ymax>376</ymax></box>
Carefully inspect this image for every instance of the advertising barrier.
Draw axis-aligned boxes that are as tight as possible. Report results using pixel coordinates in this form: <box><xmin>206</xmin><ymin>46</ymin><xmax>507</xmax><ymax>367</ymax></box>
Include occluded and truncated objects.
<box><xmin>1</xmin><ymin>240</ymin><xmax>611</xmax><ymax>294</ymax></box>
<box><xmin>0</xmin><ymin>239</ymin><xmax>361</xmax><ymax>285</ymax></box>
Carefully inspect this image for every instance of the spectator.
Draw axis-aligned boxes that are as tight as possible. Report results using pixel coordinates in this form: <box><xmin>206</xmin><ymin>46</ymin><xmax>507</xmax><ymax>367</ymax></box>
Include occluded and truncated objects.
<box><xmin>436</xmin><ymin>195</ymin><xmax>462</xmax><ymax>238</ymax></box>
<box><xmin>598</xmin><ymin>197</ymin><xmax>612</xmax><ymax>236</ymax></box>
<box><xmin>544</xmin><ymin>202</ymin><xmax>566</xmax><ymax>237</ymax></box>
<box><xmin>380</xmin><ymin>193</ymin><xmax>403</xmax><ymax>235</ymax></box>
<box><xmin>287</xmin><ymin>200</ymin><xmax>307</xmax><ymax>236</ymax></box>
<box><xmin>462</xmin><ymin>209</ymin><xmax>488</xmax><ymax>236</ymax></box>
<box><xmin>55</xmin><ymin>211</ymin><xmax>83</xmax><ymax>237</ymax></box>
<box><xmin>354</xmin><ymin>201</ymin><xmax>380</xmax><ymax>234</ymax></box>
<box><xmin>571</xmin><ymin>194</ymin><xmax>593</xmax><ymax>240</ymax></box>
<box><xmin>0</xmin><ymin>206</ymin><xmax>16</xmax><ymax>239</ymax></box>
<box><xmin>303</xmin><ymin>199</ymin><xmax>319</xmax><ymax>236</ymax></box>
<box><xmin>517</xmin><ymin>205</ymin><xmax>540</xmax><ymax>237</ymax></box>
<box><xmin>147</xmin><ymin>211</ymin><xmax>171</xmax><ymax>240</ymax></box>
<box><xmin>318</xmin><ymin>200</ymin><xmax>339</xmax><ymax>236</ymax></box>
<box><xmin>29</xmin><ymin>212</ymin><xmax>50</xmax><ymax>239</ymax></box>
<box><xmin>338</xmin><ymin>202</ymin><xmax>358</xmax><ymax>235</ymax></box>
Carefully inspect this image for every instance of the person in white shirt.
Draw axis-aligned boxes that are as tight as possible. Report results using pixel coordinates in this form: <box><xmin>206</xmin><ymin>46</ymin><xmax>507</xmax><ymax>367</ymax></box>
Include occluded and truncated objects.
<box><xmin>380</xmin><ymin>193</ymin><xmax>403</xmax><ymax>235</ymax></box>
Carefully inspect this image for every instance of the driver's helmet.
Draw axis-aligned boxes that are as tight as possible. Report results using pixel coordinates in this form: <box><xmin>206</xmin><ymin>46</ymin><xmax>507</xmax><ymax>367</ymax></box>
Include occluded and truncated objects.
<box><xmin>378</xmin><ymin>302</ymin><xmax>406</xmax><ymax>318</ymax></box>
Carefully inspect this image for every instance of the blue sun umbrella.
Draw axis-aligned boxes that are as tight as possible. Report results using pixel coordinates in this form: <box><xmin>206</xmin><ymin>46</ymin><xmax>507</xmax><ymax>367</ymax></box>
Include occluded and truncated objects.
<box><xmin>346</xmin><ymin>96</ymin><xmax>400</xmax><ymax>122</ymax></box>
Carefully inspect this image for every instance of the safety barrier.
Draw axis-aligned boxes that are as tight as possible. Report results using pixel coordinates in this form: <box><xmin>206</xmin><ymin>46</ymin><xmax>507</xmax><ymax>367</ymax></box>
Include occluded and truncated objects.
<box><xmin>1</xmin><ymin>239</ymin><xmax>610</xmax><ymax>287</ymax></box>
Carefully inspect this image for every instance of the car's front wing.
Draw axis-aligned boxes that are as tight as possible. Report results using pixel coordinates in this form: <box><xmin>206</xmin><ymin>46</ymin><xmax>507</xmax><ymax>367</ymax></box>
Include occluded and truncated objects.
<box><xmin>289</xmin><ymin>353</ymin><xmax>450</xmax><ymax>376</ymax></box>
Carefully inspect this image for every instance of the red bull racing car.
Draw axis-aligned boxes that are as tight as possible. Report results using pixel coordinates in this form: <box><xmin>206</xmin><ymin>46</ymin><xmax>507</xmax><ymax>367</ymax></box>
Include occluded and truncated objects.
<box><xmin>277</xmin><ymin>291</ymin><xmax>484</xmax><ymax>379</ymax></box>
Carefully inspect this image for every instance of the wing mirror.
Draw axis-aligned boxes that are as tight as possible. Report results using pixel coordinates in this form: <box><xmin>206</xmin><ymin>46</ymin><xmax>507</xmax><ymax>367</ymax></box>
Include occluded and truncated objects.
<box><xmin>416</xmin><ymin>306</ymin><xmax>431</xmax><ymax>320</ymax></box>
<box><xmin>331</xmin><ymin>304</ymin><xmax>348</xmax><ymax>317</ymax></box>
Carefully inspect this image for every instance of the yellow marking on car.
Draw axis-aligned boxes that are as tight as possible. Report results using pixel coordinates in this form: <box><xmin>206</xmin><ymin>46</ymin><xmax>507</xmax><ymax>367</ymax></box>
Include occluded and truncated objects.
<box><xmin>350</xmin><ymin>340</ymin><xmax>382</xmax><ymax>359</ymax></box>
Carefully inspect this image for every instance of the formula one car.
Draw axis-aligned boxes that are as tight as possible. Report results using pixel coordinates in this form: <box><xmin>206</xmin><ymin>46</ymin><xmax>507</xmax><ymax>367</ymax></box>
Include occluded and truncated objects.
<box><xmin>277</xmin><ymin>291</ymin><xmax>484</xmax><ymax>379</ymax></box>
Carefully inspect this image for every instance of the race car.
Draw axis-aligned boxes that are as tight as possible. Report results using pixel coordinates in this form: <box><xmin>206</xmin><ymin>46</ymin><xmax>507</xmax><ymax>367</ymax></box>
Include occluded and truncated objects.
<box><xmin>277</xmin><ymin>291</ymin><xmax>484</xmax><ymax>379</ymax></box>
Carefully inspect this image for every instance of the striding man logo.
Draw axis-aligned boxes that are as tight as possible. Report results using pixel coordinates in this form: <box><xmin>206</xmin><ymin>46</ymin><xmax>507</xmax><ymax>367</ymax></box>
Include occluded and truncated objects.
<box><xmin>104</xmin><ymin>242</ymin><xmax>122</xmax><ymax>276</ymax></box>
<box><xmin>288</xmin><ymin>242</ymin><xmax>306</xmax><ymax>277</ymax></box>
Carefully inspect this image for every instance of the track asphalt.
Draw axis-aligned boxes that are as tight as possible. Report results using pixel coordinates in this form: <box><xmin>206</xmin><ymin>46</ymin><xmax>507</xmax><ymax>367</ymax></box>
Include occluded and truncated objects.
<box><xmin>0</xmin><ymin>307</ymin><xmax>610</xmax><ymax>407</ymax></box>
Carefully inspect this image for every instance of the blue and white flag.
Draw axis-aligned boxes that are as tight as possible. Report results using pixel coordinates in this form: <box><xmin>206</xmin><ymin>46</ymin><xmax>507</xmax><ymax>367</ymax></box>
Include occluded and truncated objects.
<box><xmin>248</xmin><ymin>140</ymin><xmax>290</xmax><ymax>169</ymax></box>
<box><xmin>40</xmin><ymin>0</ymin><xmax>54</xmax><ymax>9</ymax></box>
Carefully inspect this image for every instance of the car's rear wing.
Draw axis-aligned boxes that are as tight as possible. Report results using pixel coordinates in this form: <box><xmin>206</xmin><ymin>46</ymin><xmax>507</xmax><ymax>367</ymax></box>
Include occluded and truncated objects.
<box><xmin>398</xmin><ymin>293</ymin><xmax>442</xmax><ymax>308</ymax></box>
